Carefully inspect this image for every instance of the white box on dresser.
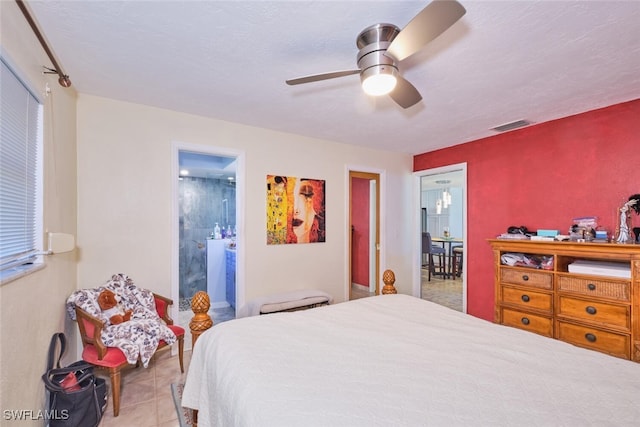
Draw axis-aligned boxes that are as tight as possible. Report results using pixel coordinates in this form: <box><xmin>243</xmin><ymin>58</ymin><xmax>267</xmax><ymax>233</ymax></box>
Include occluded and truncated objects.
<box><xmin>568</xmin><ymin>259</ymin><xmax>631</xmax><ymax>278</ymax></box>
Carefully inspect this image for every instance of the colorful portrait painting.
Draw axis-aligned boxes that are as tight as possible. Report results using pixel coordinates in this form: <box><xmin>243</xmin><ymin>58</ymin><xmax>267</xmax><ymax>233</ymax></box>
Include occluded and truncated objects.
<box><xmin>267</xmin><ymin>175</ymin><xmax>326</xmax><ymax>244</ymax></box>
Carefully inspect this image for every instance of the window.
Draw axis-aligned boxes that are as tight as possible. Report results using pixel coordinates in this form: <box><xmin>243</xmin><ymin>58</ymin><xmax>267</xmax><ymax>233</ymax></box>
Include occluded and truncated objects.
<box><xmin>0</xmin><ymin>57</ymin><xmax>44</xmax><ymax>283</ymax></box>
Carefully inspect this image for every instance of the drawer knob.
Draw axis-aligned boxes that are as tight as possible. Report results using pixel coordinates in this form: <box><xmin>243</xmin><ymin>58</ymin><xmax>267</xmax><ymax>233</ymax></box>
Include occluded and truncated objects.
<box><xmin>587</xmin><ymin>283</ymin><xmax>596</xmax><ymax>291</ymax></box>
<box><xmin>521</xmin><ymin>295</ymin><xmax>530</xmax><ymax>303</ymax></box>
<box><xmin>585</xmin><ymin>306</ymin><xmax>597</xmax><ymax>315</ymax></box>
<box><xmin>521</xmin><ymin>317</ymin><xmax>530</xmax><ymax>325</ymax></box>
<box><xmin>585</xmin><ymin>333</ymin><xmax>597</xmax><ymax>343</ymax></box>
<box><xmin>522</xmin><ymin>275</ymin><xmax>529</xmax><ymax>281</ymax></box>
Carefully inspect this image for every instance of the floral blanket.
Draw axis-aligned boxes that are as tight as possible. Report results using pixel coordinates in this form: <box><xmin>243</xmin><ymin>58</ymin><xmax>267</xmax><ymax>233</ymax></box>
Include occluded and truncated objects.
<box><xmin>66</xmin><ymin>273</ymin><xmax>176</xmax><ymax>367</ymax></box>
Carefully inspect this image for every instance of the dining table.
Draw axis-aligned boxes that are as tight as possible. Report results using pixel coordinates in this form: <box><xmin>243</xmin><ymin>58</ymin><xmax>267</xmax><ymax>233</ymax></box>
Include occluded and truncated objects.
<box><xmin>431</xmin><ymin>236</ymin><xmax>463</xmax><ymax>278</ymax></box>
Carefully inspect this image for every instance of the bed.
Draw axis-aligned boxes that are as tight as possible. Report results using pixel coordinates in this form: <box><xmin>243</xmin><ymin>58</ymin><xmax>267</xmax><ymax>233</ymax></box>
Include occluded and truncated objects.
<box><xmin>182</xmin><ymin>294</ymin><xmax>640</xmax><ymax>426</ymax></box>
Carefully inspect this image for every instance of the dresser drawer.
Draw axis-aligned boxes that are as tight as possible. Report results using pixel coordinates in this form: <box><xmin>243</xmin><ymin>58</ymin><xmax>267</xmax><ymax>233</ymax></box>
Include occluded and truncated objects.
<box><xmin>501</xmin><ymin>308</ymin><xmax>553</xmax><ymax>337</ymax></box>
<box><xmin>501</xmin><ymin>286</ymin><xmax>552</xmax><ymax>313</ymax></box>
<box><xmin>501</xmin><ymin>268</ymin><xmax>552</xmax><ymax>290</ymax></box>
<box><xmin>557</xmin><ymin>321</ymin><xmax>630</xmax><ymax>359</ymax></box>
<box><xmin>557</xmin><ymin>296</ymin><xmax>630</xmax><ymax>330</ymax></box>
<box><xmin>557</xmin><ymin>275</ymin><xmax>629</xmax><ymax>302</ymax></box>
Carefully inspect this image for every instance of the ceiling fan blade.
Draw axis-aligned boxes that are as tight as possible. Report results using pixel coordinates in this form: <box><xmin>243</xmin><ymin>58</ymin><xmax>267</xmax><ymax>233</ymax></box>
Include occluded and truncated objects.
<box><xmin>286</xmin><ymin>69</ymin><xmax>360</xmax><ymax>85</ymax></box>
<box><xmin>386</xmin><ymin>0</ymin><xmax>466</xmax><ymax>62</ymax></box>
<box><xmin>389</xmin><ymin>75</ymin><xmax>422</xmax><ymax>109</ymax></box>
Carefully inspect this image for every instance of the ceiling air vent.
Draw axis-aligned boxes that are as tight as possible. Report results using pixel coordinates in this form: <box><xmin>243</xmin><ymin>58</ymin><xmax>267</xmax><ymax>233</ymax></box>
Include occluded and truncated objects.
<box><xmin>491</xmin><ymin>119</ymin><xmax>533</xmax><ymax>133</ymax></box>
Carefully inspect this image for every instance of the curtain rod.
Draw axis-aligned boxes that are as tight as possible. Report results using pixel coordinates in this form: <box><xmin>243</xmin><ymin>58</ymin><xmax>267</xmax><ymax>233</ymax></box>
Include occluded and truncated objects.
<box><xmin>15</xmin><ymin>0</ymin><xmax>71</xmax><ymax>87</ymax></box>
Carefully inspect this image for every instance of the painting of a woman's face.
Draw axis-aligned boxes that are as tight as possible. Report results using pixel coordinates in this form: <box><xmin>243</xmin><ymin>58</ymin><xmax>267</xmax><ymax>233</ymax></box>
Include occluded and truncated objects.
<box><xmin>266</xmin><ymin>175</ymin><xmax>325</xmax><ymax>245</ymax></box>
<box><xmin>292</xmin><ymin>181</ymin><xmax>316</xmax><ymax>243</ymax></box>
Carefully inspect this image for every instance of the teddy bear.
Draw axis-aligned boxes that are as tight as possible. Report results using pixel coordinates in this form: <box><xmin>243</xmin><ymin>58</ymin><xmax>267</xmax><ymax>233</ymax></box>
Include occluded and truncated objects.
<box><xmin>97</xmin><ymin>289</ymin><xmax>132</xmax><ymax>325</ymax></box>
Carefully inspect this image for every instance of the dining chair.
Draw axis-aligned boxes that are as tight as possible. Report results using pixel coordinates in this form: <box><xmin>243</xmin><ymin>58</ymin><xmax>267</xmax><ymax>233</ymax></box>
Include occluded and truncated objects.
<box><xmin>422</xmin><ymin>232</ymin><xmax>446</xmax><ymax>281</ymax></box>
<box><xmin>451</xmin><ymin>245</ymin><xmax>464</xmax><ymax>279</ymax></box>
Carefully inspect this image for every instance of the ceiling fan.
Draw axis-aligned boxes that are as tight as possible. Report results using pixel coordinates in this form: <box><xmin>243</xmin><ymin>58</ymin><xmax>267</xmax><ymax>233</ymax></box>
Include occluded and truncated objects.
<box><xmin>285</xmin><ymin>0</ymin><xmax>466</xmax><ymax>109</ymax></box>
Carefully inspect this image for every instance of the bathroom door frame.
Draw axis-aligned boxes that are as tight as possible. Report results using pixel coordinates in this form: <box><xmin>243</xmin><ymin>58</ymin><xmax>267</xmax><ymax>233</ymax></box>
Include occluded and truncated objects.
<box><xmin>170</xmin><ymin>141</ymin><xmax>245</xmax><ymax>345</ymax></box>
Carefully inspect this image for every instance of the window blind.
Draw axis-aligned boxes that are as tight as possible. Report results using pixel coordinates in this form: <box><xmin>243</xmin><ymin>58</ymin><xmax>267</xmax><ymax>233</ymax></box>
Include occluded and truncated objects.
<box><xmin>0</xmin><ymin>58</ymin><xmax>42</xmax><ymax>271</ymax></box>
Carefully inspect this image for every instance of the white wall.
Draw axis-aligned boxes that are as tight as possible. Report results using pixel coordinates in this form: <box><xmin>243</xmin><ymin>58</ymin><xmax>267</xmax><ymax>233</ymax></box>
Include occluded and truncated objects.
<box><xmin>0</xmin><ymin>2</ymin><xmax>78</xmax><ymax>424</ymax></box>
<box><xmin>76</xmin><ymin>95</ymin><xmax>413</xmax><ymax>307</ymax></box>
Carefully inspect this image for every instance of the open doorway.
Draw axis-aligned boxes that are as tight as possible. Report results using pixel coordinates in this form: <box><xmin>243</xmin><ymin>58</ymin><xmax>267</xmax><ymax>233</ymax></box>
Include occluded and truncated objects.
<box><xmin>414</xmin><ymin>164</ymin><xmax>467</xmax><ymax>312</ymax></box>
<box><xmin>349</xmin><ymin>171</ymin><xmax>380</xmax><ymax>300</ymax></box>
<box><xmin>171</xmin><ymin>143</ymin><xmax>244</xmax><ymax>351</ymax></box>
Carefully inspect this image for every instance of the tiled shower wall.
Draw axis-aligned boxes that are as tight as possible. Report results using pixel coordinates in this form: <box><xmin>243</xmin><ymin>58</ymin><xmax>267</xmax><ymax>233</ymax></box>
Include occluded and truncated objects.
<box><xmin>179</xmin><ymin>176</ymin><xmax>236</xmax><ymax>301</ymax></box>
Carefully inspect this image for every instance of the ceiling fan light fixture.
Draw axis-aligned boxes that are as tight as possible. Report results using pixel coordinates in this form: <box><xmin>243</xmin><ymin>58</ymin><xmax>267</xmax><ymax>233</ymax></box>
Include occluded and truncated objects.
<box><xmin>361</xmin><ymin>66</ymin><xmax>397</xmax><ymax>96</ymax></box>
<box><xmin>285</xmin><ymin>1</ymin><xmax>465</xmax><ymax>108</ymax></box>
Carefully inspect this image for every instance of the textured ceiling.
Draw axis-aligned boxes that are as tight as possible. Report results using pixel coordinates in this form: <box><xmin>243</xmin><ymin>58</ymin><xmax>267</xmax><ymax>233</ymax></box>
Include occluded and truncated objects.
<box><xmin>26</xmin><ymin>0</ymin><xmax>640</xmax><ymax>155</ymax></box>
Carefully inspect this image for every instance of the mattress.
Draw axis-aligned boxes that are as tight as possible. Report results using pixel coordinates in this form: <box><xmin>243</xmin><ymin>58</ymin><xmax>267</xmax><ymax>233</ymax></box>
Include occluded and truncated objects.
<box><xmin>182</xmin><ymin>294</ymin><xmax>640</xmax><ymax>426</ymax></box>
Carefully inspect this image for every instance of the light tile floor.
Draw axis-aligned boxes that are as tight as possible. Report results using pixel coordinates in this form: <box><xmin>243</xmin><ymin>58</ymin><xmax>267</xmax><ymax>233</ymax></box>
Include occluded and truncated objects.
<box><xmin>97</xmin><ymin>308</ymin><xmax>234</xmax><ymax>426</ymax></box>
<box><xmin>97</xmin><ymin>346</ymin><xmax>191</xmax><ymax>427</ymax></box>
<box><xmin>421</xmin><ymin>268</ymin><xmax>464</xmax><ymax>312</ymax></box>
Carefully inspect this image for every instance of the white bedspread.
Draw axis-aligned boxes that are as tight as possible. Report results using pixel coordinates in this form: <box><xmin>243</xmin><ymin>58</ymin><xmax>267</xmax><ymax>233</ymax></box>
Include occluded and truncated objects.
<box><xmin>182</xmin><ymin>294</ymin><xmax>640</xmax><ymax>427</ymax></box>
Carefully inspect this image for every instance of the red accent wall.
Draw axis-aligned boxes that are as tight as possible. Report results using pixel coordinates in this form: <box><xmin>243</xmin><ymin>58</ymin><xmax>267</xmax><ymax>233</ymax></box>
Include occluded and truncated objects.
<box><xmin>414</xmin><ymin>99</ymin><xmax>640</xmax><ymax>321</ymax></box>
<box><xmin>352</xmin><ymin>178</ymin><xmax>370</xmax><ymax>286</ymax></box>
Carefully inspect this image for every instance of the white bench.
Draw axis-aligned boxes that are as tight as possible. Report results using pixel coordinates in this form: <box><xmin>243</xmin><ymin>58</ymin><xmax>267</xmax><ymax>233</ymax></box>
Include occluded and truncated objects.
<box><xmin>237</xmin><ymin>290</ymin><xmax>333</xmax><ymax>317</ymax></box>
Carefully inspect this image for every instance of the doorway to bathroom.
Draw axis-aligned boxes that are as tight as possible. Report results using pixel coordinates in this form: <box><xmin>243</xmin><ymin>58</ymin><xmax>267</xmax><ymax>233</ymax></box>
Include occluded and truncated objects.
<box><xmin>172</xmin><ymin>144</ymin><xmax>243</xmax><ymax>350</ymax></box>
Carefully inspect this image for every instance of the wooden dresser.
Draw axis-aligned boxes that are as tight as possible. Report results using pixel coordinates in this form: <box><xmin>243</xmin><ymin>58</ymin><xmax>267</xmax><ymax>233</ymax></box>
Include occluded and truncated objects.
<box><xmin>489</xmin><ymin>239</ymin><xmax>640</xmax><ymax>362</ymax></box>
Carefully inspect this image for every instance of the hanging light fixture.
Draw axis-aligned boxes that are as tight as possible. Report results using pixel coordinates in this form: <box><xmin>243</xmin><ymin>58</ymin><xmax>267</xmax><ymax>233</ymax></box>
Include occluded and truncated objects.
<box><xmin>435</xmin><ymin>179</ymin><xmax>452</xmax><ymax>213</ymax></box>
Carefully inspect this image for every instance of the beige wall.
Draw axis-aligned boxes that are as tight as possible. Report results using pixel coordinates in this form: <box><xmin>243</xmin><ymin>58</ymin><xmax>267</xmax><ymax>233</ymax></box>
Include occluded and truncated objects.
<box><xmin>0</xmin><ymin>2</ymin><xmax>78</xmax><ymax>424</ymax></box>
<box><xmin>76</xmin><ymin>95</ymin><xmax>414</xmax><ymax>311</ymax></box>
<box><xmin>1</xmin><ymin>2</ymin><xmax>412</xmax><ymax>418</ymax></box>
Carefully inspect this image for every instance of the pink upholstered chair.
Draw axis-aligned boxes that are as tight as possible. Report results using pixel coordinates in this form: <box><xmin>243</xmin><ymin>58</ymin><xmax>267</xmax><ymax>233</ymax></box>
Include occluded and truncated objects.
<box><xmin>74</xmin><ymin>293</ymin><xmax>184</xmax><ymax>417</ymax></box>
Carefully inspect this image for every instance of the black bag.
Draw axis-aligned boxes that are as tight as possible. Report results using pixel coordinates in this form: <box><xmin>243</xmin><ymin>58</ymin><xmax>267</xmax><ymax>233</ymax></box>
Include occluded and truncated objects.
<box><xmin>42</xmin><ymin>333</ymin><xmax>108</xmax><ymax>427</ymax></box>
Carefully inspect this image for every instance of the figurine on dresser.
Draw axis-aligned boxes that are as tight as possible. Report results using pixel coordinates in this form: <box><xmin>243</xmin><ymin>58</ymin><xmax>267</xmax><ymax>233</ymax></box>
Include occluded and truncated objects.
<box><xmin>615</xmin><ymin>199</ymin><xmax>637</xmax><ymax>244</ymax></box>
<box><xmin>629</xmin><ymin>194</ymin><xmax>640</xmax><ymax>243</ymax></box>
